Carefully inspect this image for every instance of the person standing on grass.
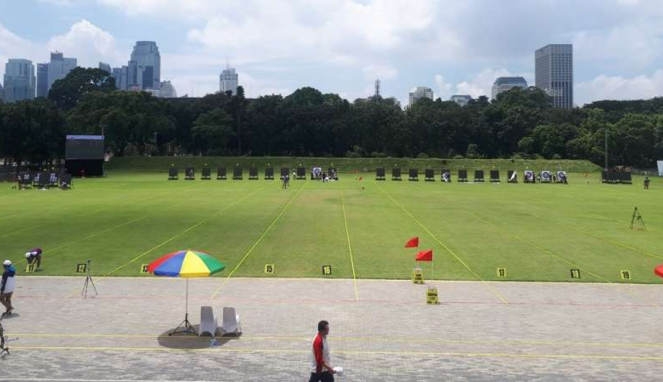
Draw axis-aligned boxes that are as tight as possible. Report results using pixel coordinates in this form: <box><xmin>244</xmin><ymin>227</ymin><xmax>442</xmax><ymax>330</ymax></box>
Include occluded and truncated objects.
<box><xmin>1</xmin><ymin>260</ymin><xmax>16</xmax><ymax>316</ymax></box>
<box><xmin>309</xmin><ymin>320</ymin><xmax>335</xmax><ymax>382</ymax></box>
<box><xmin>644</xmin><ymin>177</ymin><xmax>650</xmax><ymax>190</ymax></box>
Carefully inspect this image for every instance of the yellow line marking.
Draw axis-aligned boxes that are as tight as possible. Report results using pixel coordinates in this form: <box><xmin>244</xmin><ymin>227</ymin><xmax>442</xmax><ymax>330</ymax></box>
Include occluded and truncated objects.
<box><xmin>210</xmin><ymin>181</ymin><xmax>307</xmax><ymax>300</ymax></box>
<box><xmin>457</xmin><ymin>206</ymin><xmax>659</xmax><ymax>307</ymax></box>
<box><xmin>376</xmin><ymin>183</ymin><xmax>509</xmax><ymax>304</ymax></box>
<box><xmin>340</xmin><ymin>181</ymin><xmax>359</xmax><ymax>302</ymax></box>
<box><xmin>13</xmin><ymin>332</ymin><xmax>663</xmax><ymax>349</ymax></box>
<box><xmin>9</xmin><ymin>345</ymin><xmax>663</xmax><ymax>361</ymax></box>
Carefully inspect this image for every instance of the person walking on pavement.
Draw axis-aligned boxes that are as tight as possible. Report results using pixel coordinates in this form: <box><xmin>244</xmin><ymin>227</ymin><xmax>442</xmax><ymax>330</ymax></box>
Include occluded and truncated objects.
<box><xmin>1</xmin><ymin>260</ymin><xmax>16</xmax><ymax>316</ymax></box>
<box><xmin>309</xmin><ymin>320</ymin><xmax>335</xmax><ymax>382</ymax></box>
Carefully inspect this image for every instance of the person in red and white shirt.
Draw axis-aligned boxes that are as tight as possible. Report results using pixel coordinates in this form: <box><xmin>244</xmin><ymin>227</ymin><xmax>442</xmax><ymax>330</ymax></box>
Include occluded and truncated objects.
<box><xmin>309</xmin><ymin>320</ymin><xmax>335</xmax><ymax>382</ymax></box>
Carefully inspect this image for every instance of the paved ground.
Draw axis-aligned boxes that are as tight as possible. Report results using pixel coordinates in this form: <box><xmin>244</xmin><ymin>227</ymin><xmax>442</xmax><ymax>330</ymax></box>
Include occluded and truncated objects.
<box><xmin>1</xmin><ymin>276</ymin><xmax>663</xmax><ymax>381</ymax></box>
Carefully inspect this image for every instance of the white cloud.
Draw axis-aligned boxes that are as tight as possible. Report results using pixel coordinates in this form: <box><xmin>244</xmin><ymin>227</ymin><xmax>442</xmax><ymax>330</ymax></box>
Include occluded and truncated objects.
<box><xmin>0</xmin><ymin>23</ymin><xmax>43</xmax><ymax>80</ymax></box>
<box><xmin>47</xmin><ymin>20</ymin><xmax>125</xmax><ymax>68</ymax></box>
<box><xmin>575</xmin><ymin>71</ymin><xmax>663</xmax><ymax>105</ymax></box>
<box><xmin>362</xmin><ymin>64</ymin><xmax>397</xmax><ymax>81</ymax></box>
<box><xmin>434</xmin><ymin>75</ymin><xmax>453</xmax><ymax>100</ymax></box>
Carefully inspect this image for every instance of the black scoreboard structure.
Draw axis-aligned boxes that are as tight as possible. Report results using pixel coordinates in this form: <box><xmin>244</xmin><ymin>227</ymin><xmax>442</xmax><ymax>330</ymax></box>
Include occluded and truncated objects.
<box><xmin>65</xmin><ymin>135</ymin><xmax>105</xmax><ymax>176</ymax></box>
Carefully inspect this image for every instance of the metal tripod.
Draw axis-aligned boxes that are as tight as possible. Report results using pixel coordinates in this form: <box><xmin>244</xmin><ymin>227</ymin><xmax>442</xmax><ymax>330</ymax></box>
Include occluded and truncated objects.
<box><xmin>169</xmin><ymin>278</ymin><xmax>196</xmax><ymax>336</ymax></box>
<box><xmin>81</xmin><ymin>260</ymin><xmax>98</xmax><ymax>298</ymax></box>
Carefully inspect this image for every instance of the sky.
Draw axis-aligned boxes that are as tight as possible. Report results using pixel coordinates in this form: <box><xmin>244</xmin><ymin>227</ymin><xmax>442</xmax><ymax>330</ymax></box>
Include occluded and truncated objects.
<box><xmin>1</xmin><ymin>0</ymin><xmax>663</xmax><ymax>106</ymax></box>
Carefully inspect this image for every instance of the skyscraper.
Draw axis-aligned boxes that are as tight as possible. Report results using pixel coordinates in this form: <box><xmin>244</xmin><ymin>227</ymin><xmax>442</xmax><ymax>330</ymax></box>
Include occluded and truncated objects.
<box><xmin>47</xmin><ymin>52</ymin><xmax>77</xmax><ymax>91</ymax></box>
<box><xmin>535</xmin><ymin>44</ymin><xmax>573</xmax><ymax>109</ymax></box>
<box><xmin>3</xmin><ymin>59</ymin><xmax>35</xmax><ymax>102</ymax></box>
<box><xmin>99</xmin><ymin>62</ymin><xmax>112</xmax><ymax>74</ymax></box>
<box><xmin>0</xmin><ymin>82</ymin><xmax>4</xmax><ymax>102</ymax></box>
<box><xmin>130</xmin><ymin>41</ymin><xmax>160</xmax><ymax>90</ymax></box>
<box><xmin>37</xmin><ymin>63</ymin><xmax>49</xmax><ymax>98</ymax></box>
<box><xmin>219</xmin><ymin>67</ymin><xmax>239</xmax><ymax>95</ymax></box>
<box><xmin>491</xmin><ymin>77</ymin><xmax>528</xmax><ymax>99</ymax></box>
<box><xmin>408</xmin><ymin>86</ymin><xmax>434</xmax><ymax>106</ymax></box>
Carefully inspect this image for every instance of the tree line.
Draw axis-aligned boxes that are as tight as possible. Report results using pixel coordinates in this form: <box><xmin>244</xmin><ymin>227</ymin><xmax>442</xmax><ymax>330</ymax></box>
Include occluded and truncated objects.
<box><xmin>1</xmin><ymin>67</ymin><xmax>662</xmax><ymax>168</ymax></box>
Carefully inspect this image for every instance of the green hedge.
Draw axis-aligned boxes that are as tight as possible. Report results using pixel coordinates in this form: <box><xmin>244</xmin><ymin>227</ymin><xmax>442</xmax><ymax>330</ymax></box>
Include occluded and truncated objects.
<box><xmin>106</xmin><ymin>156</ymin><xmax>602</xmax><ymax>174</ymax></box>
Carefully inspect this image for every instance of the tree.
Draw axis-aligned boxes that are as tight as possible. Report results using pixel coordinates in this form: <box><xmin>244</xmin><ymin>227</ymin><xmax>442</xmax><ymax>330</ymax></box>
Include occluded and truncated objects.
<box><xmin>0</xmin><ymin>99</ymin><xmax>65</xmax><ymax>163</ymax></box>
<box><xmin>49</xmin><ymin>67</ymin><xmax>116</xmax><ymax>110</ymax></box>
<box><xmin>191</xmin><ymin>109</ymin><xmax>235</xmax><ymax>155</ymax></box>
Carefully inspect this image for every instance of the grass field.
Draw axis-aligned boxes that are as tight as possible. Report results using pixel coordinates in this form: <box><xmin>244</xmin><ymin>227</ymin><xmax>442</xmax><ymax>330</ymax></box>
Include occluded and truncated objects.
<box><xmin>1</xmin><ymin>172</ymin><xmax>662</xmax><ymax>284</ymax></box>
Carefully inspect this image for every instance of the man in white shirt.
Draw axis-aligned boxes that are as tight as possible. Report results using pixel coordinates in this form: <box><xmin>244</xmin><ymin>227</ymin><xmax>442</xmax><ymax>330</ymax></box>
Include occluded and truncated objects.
<box><xmin>1</xmin><ymin>260</ymin><xmax>16</xmax><ymax>316</ymax></box>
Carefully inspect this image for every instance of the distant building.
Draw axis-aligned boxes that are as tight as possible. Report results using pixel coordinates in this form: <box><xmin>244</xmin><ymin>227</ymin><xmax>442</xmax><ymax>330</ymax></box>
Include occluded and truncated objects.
<box><xmin>130</xmin><ymin>41</ymin><xmax>161</xmax><ymax>90</ymax></box>
<box><xmin>219</xmin><ymin>67</ymin><xmax>239</xmax><ymax>95</ymax></box>
<box><xmin>36</xmin><ymin>63</ymin><xmax>49</xmax><ymax>98</ymax></box>
<box><xmin>146</xmin><ymin>80</ymin><xmax>178</xmax><ymax>98</ymax></box>
<box><xmin>0</xmin><ymin>82</ymin><xmax>4</xmax><ymax>102</ymax></box>
<box><xmin>535</xmin><ymin>44</ymin><xmax>573</xmax><ymax>109</ymax></box>
<box><xmin>491</xmin><ymin>77</ymin><xmax>528</xmax><ymax>99</ymax></box>
<box><xmin>409</xmin><ymin>86</ymin><xmax>434</xmax><ymax>106</ymax></box>
<box><xmin>47</xmin><ymin>52</ymin><xmax>77</xmax><ymax>91</ymax></box>
<box><xmin>99</xmin><ymin>62</ymin><xmax>112</xmax><ymax>74</ymax></box>
<box><xmin>450</xmin><ymin>95</ymin><xmax>472</xmax><ymax>107</ymax></box>
<box><xmin>3</xmin><ymin>59</ymin><xmax>35</xmax><ymax>102</ymax></box>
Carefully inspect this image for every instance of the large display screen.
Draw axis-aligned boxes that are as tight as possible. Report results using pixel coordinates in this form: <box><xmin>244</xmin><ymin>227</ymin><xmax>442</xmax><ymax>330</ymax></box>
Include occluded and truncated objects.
<box><xmin>65</xmin><ymin>135</ymin><xmax>105</xmax><ymax>160</ymax></box>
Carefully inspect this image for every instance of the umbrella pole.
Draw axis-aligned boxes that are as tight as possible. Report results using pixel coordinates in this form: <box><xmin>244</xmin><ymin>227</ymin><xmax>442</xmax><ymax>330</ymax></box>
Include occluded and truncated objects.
<box><xmin>169</xmin><ymin>278</ymin><xmax>197</xmax><ymax>336</ymax></box>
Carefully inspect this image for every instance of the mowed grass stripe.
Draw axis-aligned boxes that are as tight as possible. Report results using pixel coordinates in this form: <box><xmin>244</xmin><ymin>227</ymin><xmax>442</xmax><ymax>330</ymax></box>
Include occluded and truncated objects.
<box><xmin>17</xmin><ymin>182</ymin><xmax>229</xmax><ymax>268</ymax></box>
<box><xmin>487</xmin><ymin>184</ymin><xmax>662</xmax><ymax>282</ymax></box>
<box><xmin>97</xmin><ymin>181</ymin><xmax>275</xmax><ymax>280</ymax></box>
<box><xmin>0</xmin><ymin>181</ymin><xmax>202</xmax><ymax>237</ymax></box>
<box><xmin>340</xmin><ymin>180</ymin><xmax>359</xmax><ymax>301</ymax></box>
<box><xmin>210</xmin><ymin>181</ymin><xmax>307</xmax><ymax>299</ymax></box>
<box><xmin>456</xmin><ymin>205</ymin><xmax>658</xmax><ymax>306</ymax></box>
<box><xmin>1</xmin><ymin>181</ymin><xmax>210</xmax><ymax>268</ymax></box>
<box><xmin>376</xmin><ymin>182</ymin><xmax>509</xmax><ymax>304</ymax></box>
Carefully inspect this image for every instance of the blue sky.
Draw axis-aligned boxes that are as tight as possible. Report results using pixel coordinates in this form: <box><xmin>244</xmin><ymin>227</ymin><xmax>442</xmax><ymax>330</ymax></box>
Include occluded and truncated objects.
<box><xmin>1</xmin><ymin>0</ymin><xmax>663</xmax><ymax>105</ymax></box>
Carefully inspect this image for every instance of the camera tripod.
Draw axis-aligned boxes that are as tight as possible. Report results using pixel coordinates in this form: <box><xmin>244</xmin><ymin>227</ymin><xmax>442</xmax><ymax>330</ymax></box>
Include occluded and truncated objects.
<box><xmin>81</xmin><ymin>259</ymin><xmax>98</xmax><ymax>299</ymax></box>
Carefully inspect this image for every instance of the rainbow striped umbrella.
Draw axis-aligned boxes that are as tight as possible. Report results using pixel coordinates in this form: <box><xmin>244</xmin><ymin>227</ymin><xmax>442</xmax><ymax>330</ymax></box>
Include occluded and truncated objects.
<box><xmin>147</xmin><ymin>250</ymin><xmax>226</xmax><ymax>277</ymax></box>
<box><xmin>147</xmin><ymin>250</ymin><xmax>226</xmax><ymax>336</ymax></box>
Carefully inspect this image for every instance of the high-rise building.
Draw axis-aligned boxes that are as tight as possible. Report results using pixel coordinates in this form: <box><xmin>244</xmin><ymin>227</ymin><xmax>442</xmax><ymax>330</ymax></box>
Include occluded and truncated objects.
<box><xmin>450</xmin><ymin>95</ymin><xmax>473</xmax><ymax>107</ymax></box>
<box><xmin>219</xmin><ymin>67</ymin><xmax>239</xmax><ymax>95</ymax></box>
<box><xmin>408</xmin><ymin>86</ymin><xmax>434</xmax><ymax>106</ymax></box>
<box><xmin>491</xmin><ymin>77</ymin><xmax>528</xmax><ymax>99</ymax></box>
<box><xmin>535</xmin><ymin>44</ymin><xmax>573</xmax><ymax>109</ymax></box>
<box><xmin>3</xmin><ymin>59</ymin><xmax>35</xmax><ymax>102</ymax></box>
<box><xmin>47</xmin><ymin>52</ymin><xmax>77</xmax><ymax>91</ymax></box>
<box><xmin>0</xmin><ymin>82</ymin><xmax>4</xmax><ymax>102</ymax></box>
<box><xmin>99</xmin><ymin>62</ymin><xmax>112</xmax><ymax>74</ymax></box>
<box><xmin>130</xmin><ymin>41</ymin><xmax>160</xmax><ymax>90</ymax></box>
<box><xmin>37</xmin><ymin>63</ymin><xmax>49</xmax><ymax>98</ymax></box>
<box><xmin>146</xmin><ymin>81</ymin><xmax>178</xmax><ymax>98</ymax></box>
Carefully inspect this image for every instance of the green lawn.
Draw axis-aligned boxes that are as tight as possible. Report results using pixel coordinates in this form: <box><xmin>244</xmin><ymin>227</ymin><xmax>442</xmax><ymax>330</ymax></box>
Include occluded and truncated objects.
<box><xmin>1</xmin><ymin>172</ymin><xmax>662</xmax><ymax>283</ymax></box>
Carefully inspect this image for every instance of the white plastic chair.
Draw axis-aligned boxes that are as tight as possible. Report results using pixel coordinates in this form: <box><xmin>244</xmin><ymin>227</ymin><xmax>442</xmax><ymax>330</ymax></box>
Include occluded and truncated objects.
<box><xmin>199</xmin><ymin>306</ymin><xmax>217</xmax><ymax>337</ymax></box>
<box><xmin>222</xmin><ymin>307</ymin><xmax>242</xmax><ymax>336</ymax></box>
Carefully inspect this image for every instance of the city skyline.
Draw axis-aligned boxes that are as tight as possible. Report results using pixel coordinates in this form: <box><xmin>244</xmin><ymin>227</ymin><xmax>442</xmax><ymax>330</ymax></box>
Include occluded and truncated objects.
<box><xmin>1</xmin><ymin>0</ymin><xmax>663</xmax><ymax>106</ymax></box>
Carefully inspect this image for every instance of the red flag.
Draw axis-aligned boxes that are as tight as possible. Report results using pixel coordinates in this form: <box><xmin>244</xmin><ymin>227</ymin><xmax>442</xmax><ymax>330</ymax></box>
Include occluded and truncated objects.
<box><xmin>416</xmin><ymin>249</ymin><xmax>433</xmax><ymax>262</ymax></box>
<box><xmin>404</xmin><ymin>237</ymin><xmax>419</xmax><ymax>248</ymax></box>
<box><xmin>655</xmin><ymin>264</ymin><xmax>663</xmax><ymax>278</ymax></box>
